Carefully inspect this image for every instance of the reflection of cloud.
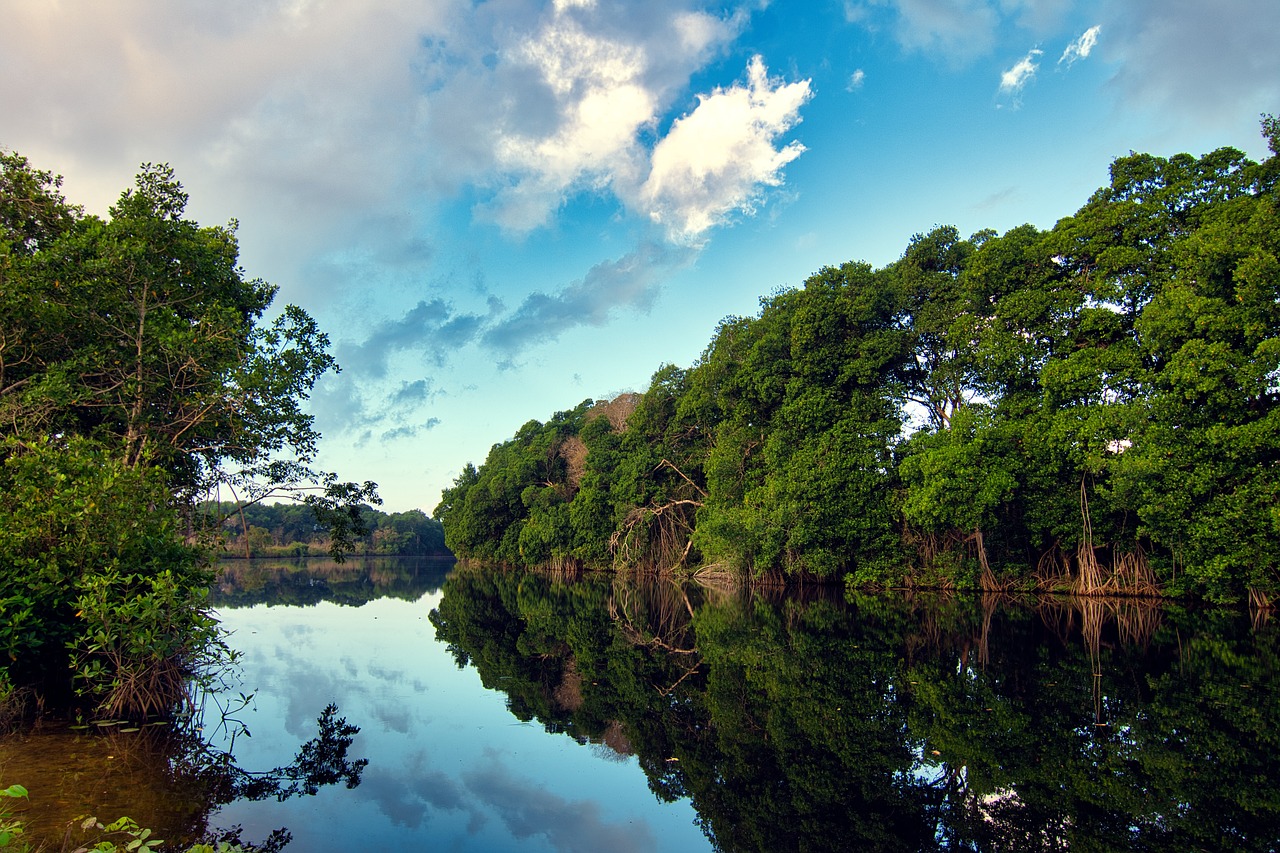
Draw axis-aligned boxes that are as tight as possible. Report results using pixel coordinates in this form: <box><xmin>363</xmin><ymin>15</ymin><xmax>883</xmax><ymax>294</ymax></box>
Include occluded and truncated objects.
<box><xmin>353</xmin><ymin>749</ymin><xmax>658</xmax><ymax>851</ymax></box>
<box><xmin>357</xmin><ymin>754</ymin><xmax>472</xmax><ymax>830</ymax></box>
<box><xmin>462</xmin><ymin>760</ymin><xmax>659</xmax><ymax>853</ymax></box>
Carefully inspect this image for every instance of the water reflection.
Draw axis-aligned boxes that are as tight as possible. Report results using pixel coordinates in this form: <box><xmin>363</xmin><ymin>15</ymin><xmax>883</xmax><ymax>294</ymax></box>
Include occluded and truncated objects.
<box><xmin>0</xmin><ymin>704</ymin><xmax>367</xmax><ymax>850</ymax></box>
<box><xmin>6</xmin><ymin>560</ymin><xmax>1277</xmax><ymax>852</ymax></box>
<box><xmin>209</xmin><ymin>555</ymin><xmax>454</xmax><ymax>608</ymax></box>
<box><xmin>431</xmin><ymin>567</ymin><xmax>1280</xmax><ymax>852</ymax></box>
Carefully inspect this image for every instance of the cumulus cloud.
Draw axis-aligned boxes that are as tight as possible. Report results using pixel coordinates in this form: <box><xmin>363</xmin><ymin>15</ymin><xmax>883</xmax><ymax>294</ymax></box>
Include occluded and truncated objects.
<box><xmin>638</xmin><ymin>56</ymin><xmax>812</xmax><ymax>244</ymax></box>
<box><xmin>1058</xmin><ymin>24</ymin><xmax>1100</xmax><ymax>67</ymax></box>
<box><xmin>998</xmin><ymin>48</ymin><xmax>1042</xmax><ymax>101</ymax></box>
<box><xmin>461</xmin><ymin>1</ymin><xmax>748</xmax><ymax>234</ymax></box>
<box><xmin>475</xmin><ymin>13</ymin><xmax>656</xmax><ymax>232</ymax></box>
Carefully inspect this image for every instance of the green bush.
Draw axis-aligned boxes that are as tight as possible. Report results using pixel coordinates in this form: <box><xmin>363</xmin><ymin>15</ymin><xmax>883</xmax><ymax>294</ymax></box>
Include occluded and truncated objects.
<box><xmin>0</xmin><ymin>437</ymin><xmax>221</xmax><ymax>717</ymax></box>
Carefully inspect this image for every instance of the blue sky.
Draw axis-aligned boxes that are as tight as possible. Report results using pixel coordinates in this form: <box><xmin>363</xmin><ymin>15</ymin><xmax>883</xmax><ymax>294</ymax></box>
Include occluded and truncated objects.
<box><xmin>3</xmin><ymin>0</ymin><xmax>1278</xmax><ymax>511</ymax></box>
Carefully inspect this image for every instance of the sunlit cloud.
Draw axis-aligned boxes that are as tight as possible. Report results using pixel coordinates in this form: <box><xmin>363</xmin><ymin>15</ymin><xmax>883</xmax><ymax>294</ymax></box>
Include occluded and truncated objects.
<box><xmin>998</xmin><ymin>48</ymin><xmax>1042</xmax><ymax>103</ymax></box>
<box><xmin>638</xmin><ymin>56</ymin><xmax>812</xmax><ymax>244</ymax></box>
<box><xmin>1059</xmin><ymin>24</ymin><xmax>1100</xmax><ymax>67</ymax></box>
<box><xmin>468</xmin><ymin>2</ymin><xmax>746</xmax><ymax>234</ymax></box>
<box><xmin>847</xmin><ymin>68</ymin><xmax>867</xmax><ymax>90</ymax></box>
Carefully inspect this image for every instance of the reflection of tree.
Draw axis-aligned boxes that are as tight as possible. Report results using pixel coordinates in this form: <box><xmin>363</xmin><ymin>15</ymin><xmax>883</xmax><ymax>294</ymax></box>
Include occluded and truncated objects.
<box><xmin>431</xmin><ymin>565</ymin><xmax>1280</xmax><ymax>851</ymax></box>
<box><xmin>209</xmin><ymin>556</ymin><xmax>454</xmax><ymax>609</ymax></box>
<box><xmin>0</xmin><ymin>705</ymin><xmax>368</xmax><ymax>851</ymax></box>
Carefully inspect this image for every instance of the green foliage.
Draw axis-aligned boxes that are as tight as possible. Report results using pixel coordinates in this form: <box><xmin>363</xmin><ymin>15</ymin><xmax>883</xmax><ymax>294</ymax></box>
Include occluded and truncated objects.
<box><xmin>436</xmin><ymin>121</ymin><xmax>1280</xmax><ymax>600</ymax></box>
<box><xmin>0</xmin><ymin>151</ymin><xmax>375</xmax><ymax>713</ymax></box>
<box><xmin>71</xmin><ymin>569</ymin><xmax>230</xmax><ymax>720</ymax></box>
<box><xmin>0</xmin><ymin>785</ymin><xmax>28</xmax><ymax>850</ymax></box>
<box><xmin>0</xmin><ymin>437</ymin><xmax>207</xmax><ymax>693</ymax></box>
<box><xmin>199</xmin><ymin>500</ymin><xmax>447</xmax><ymax>558</ymax></box>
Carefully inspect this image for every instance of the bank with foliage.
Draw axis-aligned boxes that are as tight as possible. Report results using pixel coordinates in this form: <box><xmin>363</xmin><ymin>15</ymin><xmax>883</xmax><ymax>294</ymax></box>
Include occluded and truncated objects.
<box><xmin>0</xmin><ymin>152</ymin><xmax>375</xmax><ymax>718</ymax></box>
<box><xmin>202</xmin><ymin>501</ymin><xmax>448</xmax><ymax>558</ymax></box>
<box><xmin>435</xmin><ymin>122</ymin><xmax>1280</xmax><ymax>604</ymax></box>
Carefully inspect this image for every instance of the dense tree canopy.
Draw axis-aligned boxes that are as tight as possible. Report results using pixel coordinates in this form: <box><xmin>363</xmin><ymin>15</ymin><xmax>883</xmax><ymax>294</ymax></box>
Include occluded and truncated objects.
<box><xmin>436</xmin><ymin>122</ymin><xmax>1280</xmax><ymax>603</ymax></box>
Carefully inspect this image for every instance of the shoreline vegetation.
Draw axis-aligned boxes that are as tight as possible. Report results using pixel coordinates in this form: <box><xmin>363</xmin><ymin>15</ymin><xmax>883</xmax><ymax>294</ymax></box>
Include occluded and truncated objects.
<box><xmin>0</xmin><ymin>153</ymin><xmax>378</xmax><ymax>724</ymax></box>
<box><xmin>199</xmin><ymin>501</ymin><xmax>449</xmax><ymax>560</ymax></box>
<box><xmin>435</xmin><ymin>119</ymin><xmax>1280</xmax><ymax>606</ymax></box>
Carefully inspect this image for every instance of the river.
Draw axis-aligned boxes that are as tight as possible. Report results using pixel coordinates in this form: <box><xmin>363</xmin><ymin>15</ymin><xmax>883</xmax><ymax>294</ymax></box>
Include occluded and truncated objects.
<box><xmin>2</xmin><ymin>557</ymin><xmax>1278</xmax><ymax>851</ymax></box>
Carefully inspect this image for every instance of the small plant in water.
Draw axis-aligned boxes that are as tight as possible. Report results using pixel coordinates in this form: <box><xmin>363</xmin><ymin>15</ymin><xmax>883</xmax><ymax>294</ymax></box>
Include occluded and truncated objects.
<box><xmin>69</xmin><ymin>815</ymin><xmax>164</xmax><ymax>853</ymax></box>
<box><xmin>0</xmin><ymin>785</ymin><xmax>29</xmax><ymax>850</ymax></box>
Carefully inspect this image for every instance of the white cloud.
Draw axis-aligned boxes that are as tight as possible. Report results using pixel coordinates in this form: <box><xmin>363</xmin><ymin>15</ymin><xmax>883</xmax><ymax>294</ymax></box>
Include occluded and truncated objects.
<box><xmin>468</xmin><ymin>3</ymin><xmax>745</xmax><ymax>234</ymax></box>
<box><xmin>478</xmin><ymin>16</ymin><xmax>656</xmax><ymax>231</ymax></box>
<box><xmin>998</xmin><ymin>48</ymin><xmax>1042</xmax><ymax>100</ymax></box>
<box><xmin>638</xmin><ymin>56</ymin><xmax>812</xmax><ymax>244</ymax></box>
<box><xmin>847</xmin><ymin>68</ymin><xmax>867</xmax><ymax>90</ymax></box>
<box><xmin>1059</xmin><ymin>24</ymin><xmax>1100</xmax><ymax>67</ymax></box>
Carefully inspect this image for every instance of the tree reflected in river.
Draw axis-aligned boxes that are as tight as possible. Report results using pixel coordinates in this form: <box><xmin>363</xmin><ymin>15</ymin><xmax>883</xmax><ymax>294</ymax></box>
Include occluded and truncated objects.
<box><xmin>209</xmin><ymin>556</ymin><xmax>454</xmax><ymax>609</ymax></box>
<box><xmin>430</xmin><ymin>566</ymin><xmax>1280</xmax><ymax>851</ymax></box>
<box><xmin>0</xmin><ymin>703</ymin><xmax>368</xmax><ymax>850</ymax></box>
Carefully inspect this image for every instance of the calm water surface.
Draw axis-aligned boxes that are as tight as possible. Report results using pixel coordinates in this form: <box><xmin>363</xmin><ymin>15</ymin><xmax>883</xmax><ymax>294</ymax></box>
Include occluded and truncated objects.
<box><xmin>3</xmin><ymin>558</ymin><xmax>1279</xmax><ymax>851</ymax></box>
<box><xmin>206</xmin><ymin>558</ymin><xmax>707</xmax><ymax>853</ymax></box>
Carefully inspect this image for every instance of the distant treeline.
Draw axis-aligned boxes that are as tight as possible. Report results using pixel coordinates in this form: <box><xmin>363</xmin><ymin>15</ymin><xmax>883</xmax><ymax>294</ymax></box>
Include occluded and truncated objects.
<box><xmin>435</xmin><ymin>121</ymin><xmax>1280</xmax><ymax>603</ymax></box>
<box><xmin>204</xmin><ymin>501</ymin><xmax>449</xmax><ymax>558</ymax></box>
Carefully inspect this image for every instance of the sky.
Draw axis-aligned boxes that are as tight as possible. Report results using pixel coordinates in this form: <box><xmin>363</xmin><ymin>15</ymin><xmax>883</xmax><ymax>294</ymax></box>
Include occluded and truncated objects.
<box><xmin>3</xmin><ymin>0</ymin><xmax>1278</xmax><ymax>512</ymax></box>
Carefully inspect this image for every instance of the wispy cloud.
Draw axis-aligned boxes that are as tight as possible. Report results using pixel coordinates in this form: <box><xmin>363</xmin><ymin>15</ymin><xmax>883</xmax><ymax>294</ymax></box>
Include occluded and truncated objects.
<box><xmin>638</xmin><ymin>56</ymin><xmax>812</xmax><ymax>244</ymax></box>
<box><xmin>1059</xmin><ymin>24</ymin><xmax>1100</xmax><ymax>67</ymax></box>
<box><xmin>847</xmin><ymin>68</ymin><xmax>867</xmax><ymax>91</ymax></box>
<box><xmin>337</xmin><ymin>299</ymin><xmax>493</xmax><ymax>378</ymax></box>
<box><xmin>998</xmin><ymin>48</ymin><xmax>1042</xmax><ymax>103</ymax></box>
<box><xmin>323</xmin><ymin>241</ymin><xmax>693</xmax><ymax>431</ymax></box>
<box><xmin>480</xmin><ymin>242</ymin><xmax>693</xmax><ymax>356</ymax></box>
<box><xmin>845</xmin><ymin>0</ymin><xmax>1001</xmax><ymax>64</ymax></box>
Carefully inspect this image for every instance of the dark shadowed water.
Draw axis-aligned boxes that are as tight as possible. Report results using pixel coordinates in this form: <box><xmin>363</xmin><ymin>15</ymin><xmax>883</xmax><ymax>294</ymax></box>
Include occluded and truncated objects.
<box><xmin>3</xmin><ymin>558</ymin><xmax>1279</xmax><ymax>851</ymax></box>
